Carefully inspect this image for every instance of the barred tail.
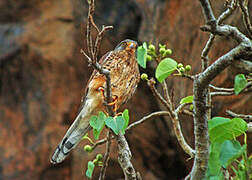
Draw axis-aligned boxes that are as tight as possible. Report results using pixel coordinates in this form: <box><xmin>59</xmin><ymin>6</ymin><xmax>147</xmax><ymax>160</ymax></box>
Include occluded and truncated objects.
<box><xmin>50</xmin><ymin>108</ymin><xmax>91</xmax><ymax>164</ymax></box>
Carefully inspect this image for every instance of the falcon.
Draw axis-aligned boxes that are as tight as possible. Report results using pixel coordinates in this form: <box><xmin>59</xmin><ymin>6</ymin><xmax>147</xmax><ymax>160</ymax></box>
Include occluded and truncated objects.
<box><xmin>51</xmin><ymin>39</ymin><xmax>140</xmax><ymax>164</ymax></box>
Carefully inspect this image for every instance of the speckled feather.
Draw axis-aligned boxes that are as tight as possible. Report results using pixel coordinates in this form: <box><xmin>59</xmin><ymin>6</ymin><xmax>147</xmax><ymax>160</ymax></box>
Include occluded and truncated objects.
<box><xmin>50</xmin><ymin>39</ymin><xmax>140</xmax><ymax>164</ymax></box>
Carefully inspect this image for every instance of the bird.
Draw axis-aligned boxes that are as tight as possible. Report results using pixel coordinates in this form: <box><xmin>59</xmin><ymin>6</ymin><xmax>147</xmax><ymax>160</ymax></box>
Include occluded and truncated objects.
<box><xmin>50</xmin><ymin>39</ymin><xmax>140</xmax><ymax>164</ymax></box>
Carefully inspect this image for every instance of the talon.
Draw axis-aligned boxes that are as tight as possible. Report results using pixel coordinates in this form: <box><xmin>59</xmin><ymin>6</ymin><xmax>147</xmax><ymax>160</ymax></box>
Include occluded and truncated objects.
<box><xmin>114</xmin><ymin>112</ymin><xmax>122</xmax><ymax>117</ymax></box>
<box><xmin>107</xmin><ymin>95</ymin><xmax>118</xmax><ymax>112</ymax></box>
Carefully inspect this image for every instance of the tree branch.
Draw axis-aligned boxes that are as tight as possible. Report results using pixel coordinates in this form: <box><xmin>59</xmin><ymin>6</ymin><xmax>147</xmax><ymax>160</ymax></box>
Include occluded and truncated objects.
<box><xmin>226</xmin><ymin>110</ymin><xmax>252</xmax><ymax>121</ymax></box>
<box><xmin>238</xmin><ymin>0</ymin><xmax>252</xmax><ymax>39</ymax></box>
<box><xmin>147</xmin><ymin>78</ymin><xmax>195</xmax><ymax>157</ymax></box>
<box><xmin>117</xmin><ymin>134</ymin><xmax>137</xmax><ymax>180</ymax></box>
<box><xmin>127</xmin><ymin>111</ymin><xmax>170</xmax><ymax>130</ymax></box>
<box><xmin>191</xmin><ymin>0</ymin><xmax>252</xmax><ymax>179</ymax></box>
<box><xmin>198</xmin><ymin>0</ymin><xmax>216</xmax><ymax>24</ymax></box>
<box><xmin>99</xmin><ymin>131</ymin><xmax>112</xmax><ymax>180</ymax></box>
<box><xmin>209</xmin><ymin>84</ymin><xmax>234</xmax><ymax>92</ymax></box>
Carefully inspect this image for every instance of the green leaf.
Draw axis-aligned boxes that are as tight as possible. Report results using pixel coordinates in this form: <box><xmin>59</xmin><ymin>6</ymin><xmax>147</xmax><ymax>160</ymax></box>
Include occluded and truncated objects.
<box><xmin>115</xmin><ymin>116</ymin><xmax>125</xmax><ymax>134</ymax></box>
<box><xmin>89</xmin><ymin>112</ymin><xmax>106</xmax><ymax>140</ymax></box>
<box><xmin>219</xmin><ymin>140</ymin><xmax>246</xmax><ymax>168</ymax></box>
<box><xmin>179</xmin><ymin>95</ymin><xmax>193</xmax><ymax>104</ymax></box>
<box><xmin>209</xmin><ymin>117</ymin><xmax>248</xmax><ymax>143</ymax></box>
<box><xmin>234</xmin><ymin>74</ymin><xmax>248</xmax><ymax>95</ymax></box>
<box><xmin>208</xmin><ymin>117</ymin><xmax>231</xmax><ymax>131</ymax></box>
<box><xmin>205</xmin><ymin>142</ymin><xmax>223</xmax><ymax>179</ymax></box>
<box><xmin>122</xmin><ymin>109</ymin><xmax>129</xmax><ymax>130</ymax></box>
<box><xmin>86</xmin><ymin>161</ymin><xmax>95</xmax><ymax>179</ymax></box>
<box><xmin>105</xmin><ymin>115</ymin><xmax>126</xmax><ymax>135</ymax></box>
<box><xmin>137</xmin><ymin>42</ymin><xmax>148</xmax><ymax>68</ymax></box>
<box><xmin>155</xmin><ymin>58</ymin><xmax>177</xmax><ymax>83</ymax></box>
<box><xmin>105</xmin><ymin>117</ymin><xmax>119</xmax><ymax>135</ymax></box>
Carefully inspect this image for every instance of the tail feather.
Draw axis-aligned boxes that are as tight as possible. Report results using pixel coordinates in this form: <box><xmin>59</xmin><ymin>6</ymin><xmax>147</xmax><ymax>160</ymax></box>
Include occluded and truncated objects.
<box><xmin>50</xmin><ymin>108</ymin><xmax>91</xmax><ymax>164</ymax></box>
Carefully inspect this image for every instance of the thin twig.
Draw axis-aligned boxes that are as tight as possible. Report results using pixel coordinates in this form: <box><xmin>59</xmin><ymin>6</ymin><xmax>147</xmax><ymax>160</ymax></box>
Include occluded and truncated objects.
<box><xmin>127</xmin><ymin>111</ymin><xmax>171</xmax><ymax>130</ymax></box>
<box><xmin>198</xmin><ymin>0</ymin><xmax>216</xmax><ymax>24</ymax></box>
<box><xmin>218</xmin><ymin>0</ymin><xmax>237</xmax><ymax>25</ymax></box>
<box><xmin>91</xmin><ymin>111</ymin><xmax>172</xmax><ymax>150</ymax></box>
<box><xmin>210</xmin><ymin>91</ymin><xmax>234</xmax><ymax>96</ymax></box>
<box><xmin>86</xmin><ymin>0</ymin><xmax>95</xmax><ymax>57</ymax></box>
<box><xmin>147</xmin><ymin>78</ymin><xmax>195</xmax><ymax>157</ymax></box>
<box><xmin>181</xmin><ymin>74</ymin><xmax>195</xmax><ymax>81</ymax></box>
<box><xmin>147</xmin><ymin>78</ymin><xmax>171</xmax><ymax>112</ymax></box>
<box><xmin>89</xmin><ymin>14</ymin><xmax>100</xmax><ymax>33</ymax></box>
<box><xmin>161</xmin><ymin>80</ymin><xmax>172</xmax><ymax>106</ymax></box>
<box><xmin>182</xmin><ymin>109</ymin><xmax>194</xmax><ymax>116</ymax></box>
<box><xmin>238</xmin><ymin>0</ymin><xmax>252</xmax><ymax>39</ymax></box>
<box><xmin>226</xmin><ymin>110</ymin><xmax>252</xmax><ymax>121</ymax></box>
<box><xmin>209</xmin><ymin>84</ymin><xmax>234</xmax><ymax>92</ymax></box>
<box><xmin>91</xmin><ymin>137</ymin><xmax>110</xmax><ymax>151</ymax></box>
<box><xmin>210</xmin><ymin>81</ymin><xmax>252</xmax><ymax>96</ymax></box>
<box><xmin>201</xmin><ymin>35</ymin><xmax>215</xmax><ymax>71</ymax></box>
<box><xmin>171</xmin><ymin>112</ymin><xmax>195</xmax><ymax>158</ymax></box>
<box><xmin>94</xmin><ymin>26</ymin><xmax>113</xmax><ymax>63</ymax></box>
<box><xmin>175</xmin><ymin>103</ymin><xmax>191</xmax><ymax>115</ymax></box>
<box><xmin>99</xmin><ymin>131</ymin><xmax>112</xmax><ymax>180</ymax></box>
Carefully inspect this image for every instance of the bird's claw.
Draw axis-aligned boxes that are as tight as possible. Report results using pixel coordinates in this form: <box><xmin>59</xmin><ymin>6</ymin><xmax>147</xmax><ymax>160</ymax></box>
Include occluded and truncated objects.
<box><xmin>98</xmin><ymin>86</ymin><xmax>118</xmax><ymax>112</ymax></box>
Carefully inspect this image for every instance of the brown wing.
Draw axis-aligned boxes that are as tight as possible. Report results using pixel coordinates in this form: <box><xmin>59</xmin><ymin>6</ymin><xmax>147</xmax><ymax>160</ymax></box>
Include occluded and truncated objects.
<box><xmin>79</xmin><ymin>51</ymin><xmax>113</xmax><ymax>111</ymax></box>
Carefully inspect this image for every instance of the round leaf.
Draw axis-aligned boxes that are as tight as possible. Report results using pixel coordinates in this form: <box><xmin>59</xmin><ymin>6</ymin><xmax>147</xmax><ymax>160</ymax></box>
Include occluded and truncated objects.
<box><xmin>137</xmin><ymin>43</ymin><xmax>147</xmax><ymax>68</ymax></box>
<box><xmin>179</xmin><ymin>95</ymin><xmax>193</xmax><ymax>104</ymax></box>
<box><xmin>234</xmin><ymin>74</ymin><xmax>248</xmax><ymax>95</ymax></box>
<box><xmin>155</xmin><ymin>58</ymin><xmax>177</xmax><ymax>83</ymax></box>
<box><xmin>209</xmin><ymin>117</ymin><xmax>248</xmax><ymax>143</ymax></box>
<box><xmin>105</xmin><ymin>117</ymin><xmax>119</xmax><ymax>135</ymax></box>
<box><xmin>219</xmin><ymin>140</ymin><xmax>246</xmax><ymax>168</ymax></box>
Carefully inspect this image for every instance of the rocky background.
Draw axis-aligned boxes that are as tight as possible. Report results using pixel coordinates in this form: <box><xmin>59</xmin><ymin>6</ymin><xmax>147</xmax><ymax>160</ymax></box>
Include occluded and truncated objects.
<box><xmin>0</xmin><ymin>0</ymin><xmax>251</xmax><ymax>179</ymax></box>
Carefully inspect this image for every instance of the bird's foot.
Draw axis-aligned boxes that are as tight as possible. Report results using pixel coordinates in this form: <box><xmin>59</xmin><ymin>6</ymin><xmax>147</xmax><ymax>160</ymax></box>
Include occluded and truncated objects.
<box><xmin>107</xmin><ymin>95</ymin><xmax>118</xmax><ymax>112</ymax></box>
<box><xmin>98</xmin><ymin>86</ymin><xmax>118</xmax><ymax>113</ymax></box>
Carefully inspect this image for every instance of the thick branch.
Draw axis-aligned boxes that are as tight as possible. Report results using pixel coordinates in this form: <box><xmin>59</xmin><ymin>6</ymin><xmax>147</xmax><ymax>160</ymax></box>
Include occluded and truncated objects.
<box><xmin>117</xmin><ymin>134</ymin><xmax>137</xmax><ymax>180</ymax></box>
<box><xmin>198</xmin><ymin>44</ymin><xmax>251</xmax><ymax>89</ymax></box>
<box><xmin>191</xmin><ymin>0</ymin><xmax>252</xmax><ymax>179</ymax></box>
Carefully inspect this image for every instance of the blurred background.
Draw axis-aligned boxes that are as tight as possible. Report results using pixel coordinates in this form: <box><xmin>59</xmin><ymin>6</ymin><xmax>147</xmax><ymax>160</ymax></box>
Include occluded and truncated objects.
<box><xmin>0</xmin><ymin>0</ymin><xmax>251</xmax><ymax>179</ymax></box>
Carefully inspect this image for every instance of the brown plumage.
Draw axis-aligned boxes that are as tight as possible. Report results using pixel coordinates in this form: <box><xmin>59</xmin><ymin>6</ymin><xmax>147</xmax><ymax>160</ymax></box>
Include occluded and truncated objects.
<box><xmin>51</xmin><ymin>39</ymin><xmax>140</xmax><ymax>164</ymax></box>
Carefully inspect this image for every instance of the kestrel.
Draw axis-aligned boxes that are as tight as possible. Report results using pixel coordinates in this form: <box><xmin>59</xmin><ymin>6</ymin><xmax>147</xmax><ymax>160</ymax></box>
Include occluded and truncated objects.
<box><xmin>51</xmin><ymin>39</ymin><xmax>140</xmax><ymax>164</ymax></box>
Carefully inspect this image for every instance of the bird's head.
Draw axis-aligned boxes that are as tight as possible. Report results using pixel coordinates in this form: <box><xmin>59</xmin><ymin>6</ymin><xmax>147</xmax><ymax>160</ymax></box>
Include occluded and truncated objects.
<box><xmin>114</xmin><ymin>39</ymin><xmax>138</xmax><ymax>54</ymax></box>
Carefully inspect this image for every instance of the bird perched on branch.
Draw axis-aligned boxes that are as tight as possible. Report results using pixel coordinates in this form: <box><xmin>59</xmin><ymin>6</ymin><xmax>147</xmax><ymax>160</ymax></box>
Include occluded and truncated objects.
<box><xmin>51</xmin><ymin>39</ymin><xmax>140</xmax><ymax>164</ymax></box>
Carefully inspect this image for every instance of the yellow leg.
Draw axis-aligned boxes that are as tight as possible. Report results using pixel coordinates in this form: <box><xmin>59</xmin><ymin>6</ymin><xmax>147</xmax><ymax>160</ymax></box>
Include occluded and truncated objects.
<box><xmin>98</xmin><ymin>87</ymin><xmax>118</xmax><ymax>113</ymax></box>
<box><xmin>108</xmin><ymin>95</ymin><xmax>118</xmax><ymax>112</ymax></box>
